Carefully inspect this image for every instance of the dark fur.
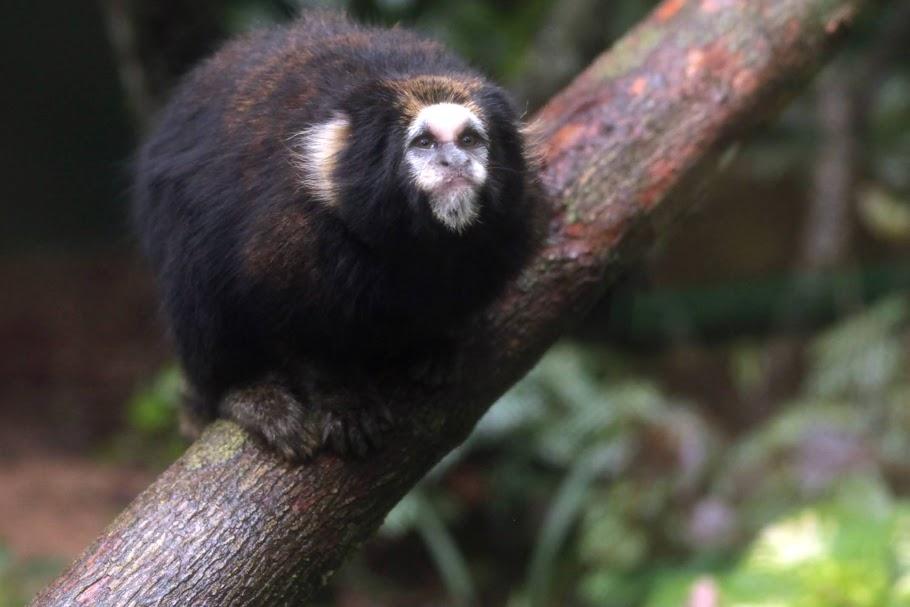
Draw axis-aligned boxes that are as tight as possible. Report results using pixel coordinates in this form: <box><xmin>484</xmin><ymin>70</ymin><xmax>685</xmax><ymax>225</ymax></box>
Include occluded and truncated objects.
<box><xmin>134</xmin><ymin>13</ymin><xmax>537</xmax><ymax>460</ymax></box>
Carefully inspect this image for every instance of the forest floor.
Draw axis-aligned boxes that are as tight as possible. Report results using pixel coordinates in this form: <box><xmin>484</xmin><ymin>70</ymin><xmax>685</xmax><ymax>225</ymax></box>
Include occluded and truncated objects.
<box><xmin>0</xmin><ymin>253</ymin><xmax>167</xmax><ymax>561</ymax></box>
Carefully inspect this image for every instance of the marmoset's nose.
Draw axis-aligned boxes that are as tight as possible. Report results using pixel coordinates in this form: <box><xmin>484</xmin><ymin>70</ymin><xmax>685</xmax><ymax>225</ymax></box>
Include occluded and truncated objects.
<box><xmin>437</xmin><ymin>143</ymin><xmax>469</xmax><ymax>168</ymax></box>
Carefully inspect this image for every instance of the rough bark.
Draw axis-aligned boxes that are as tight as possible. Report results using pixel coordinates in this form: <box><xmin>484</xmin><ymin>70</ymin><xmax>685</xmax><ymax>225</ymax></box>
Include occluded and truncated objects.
<box><xmin>32</xmin><ymin>0</ymin><xmax>867</xmax><ymax>605</ymax></box>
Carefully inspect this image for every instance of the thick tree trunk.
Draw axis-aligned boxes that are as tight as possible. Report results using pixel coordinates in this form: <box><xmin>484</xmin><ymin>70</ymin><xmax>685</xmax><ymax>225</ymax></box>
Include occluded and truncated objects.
<box><xmin>32</xmin><ymin>0</ymin><xmax>867</xmax><ymax>604</ymax></box>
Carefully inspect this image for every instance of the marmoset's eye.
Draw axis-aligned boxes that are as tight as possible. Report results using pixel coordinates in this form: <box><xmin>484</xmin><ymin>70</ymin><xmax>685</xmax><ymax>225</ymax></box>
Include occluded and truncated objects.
<box><xmin>412</xmin><ymin>135</ymin><xmax>435</xmax><ymax>149</ymax></box>
<box><xmin>458</xmin><ymin>129</ymin><xmax>487</xmax><ymax>149</ymax></box>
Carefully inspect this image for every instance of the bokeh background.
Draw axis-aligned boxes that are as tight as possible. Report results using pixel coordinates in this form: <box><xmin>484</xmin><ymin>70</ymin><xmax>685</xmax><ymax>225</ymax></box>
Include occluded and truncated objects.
<box><xmin>1</xmin><ymin>0</ymin><xmax>909</xmax><ymax>605</ymax></box>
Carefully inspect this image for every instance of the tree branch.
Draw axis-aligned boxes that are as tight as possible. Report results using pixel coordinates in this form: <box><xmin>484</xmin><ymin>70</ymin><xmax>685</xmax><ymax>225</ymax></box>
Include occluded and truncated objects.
<box><xmin>32</xmin><ymin>0</ymin><xmax>866</xmax><ymax>604</ymax></box>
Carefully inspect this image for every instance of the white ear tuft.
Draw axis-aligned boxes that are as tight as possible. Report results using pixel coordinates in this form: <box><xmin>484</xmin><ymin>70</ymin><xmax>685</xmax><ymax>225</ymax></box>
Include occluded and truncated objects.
<box><xmin>291</xmin><ymin>114</ymin><xmax>350</xmax><ymax>206</ymax></box>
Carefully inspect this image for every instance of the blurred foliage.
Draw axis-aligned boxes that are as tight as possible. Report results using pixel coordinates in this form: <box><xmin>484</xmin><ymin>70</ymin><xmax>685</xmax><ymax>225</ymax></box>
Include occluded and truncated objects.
<box><xmin>859</xmin><ymin>185</ymin><xmax>910</xmax><ymax>244</ymax></box>
<box><xmin>0</xmin><ymin>547</ymin><xmax>64</xmax><ymax>607</ymax></box>
<box><xmin>360</xmin><ymin>296</ymin><xmax>910</xmax><ymax>605</ymax></box>
<box><xmin>647</xmin><ymin>481</ymin><xmax>910</xmax><ymax>607</ymax></box>
<box><xmin>102</xmin><ymin>366</ymin><xmax>186</xmax><ymax>467</ymax></box>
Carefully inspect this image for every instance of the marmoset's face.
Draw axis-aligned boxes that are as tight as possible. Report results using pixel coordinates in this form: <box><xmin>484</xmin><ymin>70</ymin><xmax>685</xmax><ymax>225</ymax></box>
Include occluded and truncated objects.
<box><xmin>293</xmin><ymin>78</ymin><xmax>522</xmax><ymax>244</ymax></box>
<box><xmin>402</xmin><ymin>103</ymin><xmax>489</xmax><ymax>233</ymax></box>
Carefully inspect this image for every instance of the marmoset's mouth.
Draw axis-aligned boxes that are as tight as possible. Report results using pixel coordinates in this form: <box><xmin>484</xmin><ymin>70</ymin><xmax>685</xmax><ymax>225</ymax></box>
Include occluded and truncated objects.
<box><xmin>439</xmin><ymin>174</ymin><xmax>476</xmax><ymax>189</ymax></box>
<box><xmin>428</xmin><ymin>185</ymin><xmax>480</xmax><ymax>233</ymax></box>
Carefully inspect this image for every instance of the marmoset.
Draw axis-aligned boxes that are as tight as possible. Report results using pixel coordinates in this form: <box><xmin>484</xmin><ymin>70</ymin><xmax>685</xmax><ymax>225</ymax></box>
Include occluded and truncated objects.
<box><xmin>134</xmin><ymin>12</ymin><xmax>538</xmax><ymax>461</ymax></box>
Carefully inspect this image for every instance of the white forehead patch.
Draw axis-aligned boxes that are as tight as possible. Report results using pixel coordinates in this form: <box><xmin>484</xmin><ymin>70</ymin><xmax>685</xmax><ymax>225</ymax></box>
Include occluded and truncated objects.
<box><xmin>407</xmin><ymin>103</ymin><xmax>485</xmax><ymax>143</ymax></box>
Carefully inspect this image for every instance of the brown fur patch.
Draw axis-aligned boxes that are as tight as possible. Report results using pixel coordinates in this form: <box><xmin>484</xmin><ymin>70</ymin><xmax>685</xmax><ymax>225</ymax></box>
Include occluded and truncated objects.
<box><xmin>388</xmin><ymin>76</ymin><xmax>485</xmax><ymax>124</ymax></box>
<box><xmin>326</xmin><ymin>31</ymin><xmax>378</xmax><ymax>49</ymax></box>
<box><xmin>225</xmin><ymin>38</ymin><xmax>317</xmax><ymax>136</ymax></box>
<box><xmin>242</xmin><ymin>206</ymin><xmax>318</xmax><ymax>289</ymax></box>
<box><xmin>519</xmin><ymin>117</ymin><xmax>547</xmax><ymax>174</ymax></box>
